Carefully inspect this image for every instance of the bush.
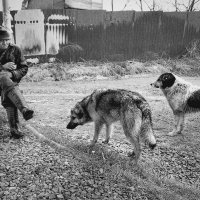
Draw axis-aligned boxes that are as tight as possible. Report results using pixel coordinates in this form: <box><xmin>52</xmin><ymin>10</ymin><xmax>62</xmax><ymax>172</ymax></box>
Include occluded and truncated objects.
<box><xmin>56</xmin><ymin>43</ymin><xmax>83</xmax><ymax>62</ymax></box>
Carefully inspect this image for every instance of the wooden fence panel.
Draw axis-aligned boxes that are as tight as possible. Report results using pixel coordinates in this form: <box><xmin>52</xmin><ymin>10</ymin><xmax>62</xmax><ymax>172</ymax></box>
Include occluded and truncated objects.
<box><xmin>2</xmin><ymin>10</ymin><xmax>200</xmax><ymax>60</ymax></box>
<box><xmin>14</xmin><ymin>10</ymin><xmax>46</xmax><ymax>56</ymax></box>
<box><xmin>76</xmin><ymin>10</ymin><xmax>105</xmax><ymax>59</ymax></box>
<box><xmin>42</xmin><ymin>9</ymin><xmax>77</xmax><ymax>54</ymax></box>
<box><xmin>105</xmin><ymin>11</ymin><xmax>134</xmax><ymax>60</ymax></box>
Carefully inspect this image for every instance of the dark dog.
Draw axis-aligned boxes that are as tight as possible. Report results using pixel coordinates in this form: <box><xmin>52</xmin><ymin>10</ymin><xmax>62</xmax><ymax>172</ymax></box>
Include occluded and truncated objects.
<box><xmin>67</xmin><ymin>89</ymin><xmax>156</xmax><ymax>163</ymax></box>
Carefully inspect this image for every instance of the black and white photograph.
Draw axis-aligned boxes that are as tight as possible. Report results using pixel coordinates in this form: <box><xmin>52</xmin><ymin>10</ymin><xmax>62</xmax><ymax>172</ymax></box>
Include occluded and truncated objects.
<box><xmin>0</xmin><ymin>0</ymin><xmax>200</xmax><ymax>199</ymax></box>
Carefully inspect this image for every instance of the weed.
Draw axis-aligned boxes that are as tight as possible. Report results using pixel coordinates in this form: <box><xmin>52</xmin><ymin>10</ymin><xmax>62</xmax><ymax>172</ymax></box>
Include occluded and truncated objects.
<box><xmin>185</xmin><ymin>39</ymin><xmax>200</xmax><ymax>58</ymax></box>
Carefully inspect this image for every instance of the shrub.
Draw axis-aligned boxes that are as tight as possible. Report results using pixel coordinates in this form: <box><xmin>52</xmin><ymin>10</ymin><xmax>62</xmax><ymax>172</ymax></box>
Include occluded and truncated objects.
<box><xmin>56</xmin><ymin>43</ymin><xmax>83</xmax><ymax>62</ymax></box>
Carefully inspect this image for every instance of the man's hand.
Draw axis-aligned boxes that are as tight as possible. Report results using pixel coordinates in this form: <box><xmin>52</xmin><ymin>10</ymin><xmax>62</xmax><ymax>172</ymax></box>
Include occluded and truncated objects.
<box><xmin>2</xmin><ymin>62</ymin><xmax>17</xmax><ymax>71</ymax></box>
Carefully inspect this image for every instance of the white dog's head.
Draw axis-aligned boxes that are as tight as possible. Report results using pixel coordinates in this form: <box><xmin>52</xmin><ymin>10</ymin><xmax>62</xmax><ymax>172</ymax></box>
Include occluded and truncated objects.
<box><xmin>151</xmin><ymin>73</ymin><xmax>176</xmax><ymax>89</ymax></box>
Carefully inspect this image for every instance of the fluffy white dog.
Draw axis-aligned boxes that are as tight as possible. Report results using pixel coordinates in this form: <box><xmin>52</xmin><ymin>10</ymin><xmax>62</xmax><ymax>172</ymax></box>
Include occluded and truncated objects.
<box><xmin>151</xmin><ymin>72</ymin><xmax>200</xmax><ymax>136</ymax></box>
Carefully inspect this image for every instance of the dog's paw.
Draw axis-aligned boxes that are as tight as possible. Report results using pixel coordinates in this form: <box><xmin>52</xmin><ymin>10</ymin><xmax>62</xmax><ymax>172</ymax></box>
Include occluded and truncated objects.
<box><xmin>88</xmin><ymin>141</ymin><xmax>96</xmax><ymax>154</ymax></box>
<box><xmin>88</xmin><ymin>145</ymin><xmax>94</xmax><ymax>154</ymax></box>
<box><xmin>127</xmin><ymin>151</ymin><xmax>135</xmax><ymax>158</ymax></box>
<box><xmin>89</xmin><ymin>139</ymin><xmax>97</xmax><ymax>146</ymax></box>
<box><xmin>149</xmin><ymin>143</ymin><xmax>156</xmax><ymax>150</ymax></box>
<box><xmin>127</xmin><ymin>152</ymin><xmax>138</xmax><ymax>165</ymax></box>
<box><xmin>102</xmin><ymin>139</ymin><xmax>109</xmax><ymax>144</ymax></box>
<box><xmin>167</xmin><ymin>131</ymin><xmax>181</xmax><ymax>136</ymax></box>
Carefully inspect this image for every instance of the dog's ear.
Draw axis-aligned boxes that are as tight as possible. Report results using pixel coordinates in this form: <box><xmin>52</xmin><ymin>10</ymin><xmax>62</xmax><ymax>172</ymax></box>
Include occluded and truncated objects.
<box><xmin>90</xmin><ymin>89</ymin><xmax>104</xmax><ymax>103</ymax></box>
<box><xmin>93</xmin><ymin>89</ymin><xmax>107</xmax><ymax>98</ymax></box>
<box><xmin>159</xmin><ymin>73</ymin><xmax>176</xmax><ymax>89</ymax></box>
<box><xmin>89</xmin><ymin>89</ymin><xmax>107</xmax><ymax>111</ymax></box>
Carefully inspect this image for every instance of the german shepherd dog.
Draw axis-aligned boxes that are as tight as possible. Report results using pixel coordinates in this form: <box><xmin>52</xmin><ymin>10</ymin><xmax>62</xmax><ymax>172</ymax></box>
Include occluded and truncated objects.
<box><xmin>67</xmin><ymin>89</ymin><xmax>156</xmax><ymax>163</ymax></box>
<box><xmin>151</xmin><ymin>72</ymin><xmax>200</xmax><ymax>136</ymax></box>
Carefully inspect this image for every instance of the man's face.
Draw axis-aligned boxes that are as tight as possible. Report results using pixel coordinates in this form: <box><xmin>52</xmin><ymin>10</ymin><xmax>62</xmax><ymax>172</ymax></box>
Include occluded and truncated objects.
<box><xmin>0</xmin><ymin>39</ymin><xmax>10</xmax><ymax>49</ymax></box>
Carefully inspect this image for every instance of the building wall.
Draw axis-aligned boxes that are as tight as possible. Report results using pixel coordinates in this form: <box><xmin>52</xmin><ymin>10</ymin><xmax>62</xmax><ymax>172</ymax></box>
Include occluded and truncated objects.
<box><xmin>27</xmin><ymin>0</ymin><xmax>64</xmax><ymax>9</ymax></box>
<box><xmin>65</xmin><ymin>0</ymin><xmax>103</xmax><ymax>10</ymax></box>
<box><xmin>26</xmin><ymin>0</ymin><xmax>103</xmax><ymax>10</ymax></box>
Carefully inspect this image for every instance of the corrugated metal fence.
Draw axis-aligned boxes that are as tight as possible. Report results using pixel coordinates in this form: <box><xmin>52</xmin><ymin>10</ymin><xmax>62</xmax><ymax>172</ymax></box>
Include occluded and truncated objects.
<box><xmin>6</xmin><ymin>9</ymin><xmax>200</xmax><ymax>60</ymax></box>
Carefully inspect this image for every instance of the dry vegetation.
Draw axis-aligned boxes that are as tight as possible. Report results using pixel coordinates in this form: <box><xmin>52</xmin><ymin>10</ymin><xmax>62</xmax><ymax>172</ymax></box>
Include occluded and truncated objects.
<box><xmin>24</xmin><ymin>57</ymin><xmax>200</xmax><ymax>83</ymax></box>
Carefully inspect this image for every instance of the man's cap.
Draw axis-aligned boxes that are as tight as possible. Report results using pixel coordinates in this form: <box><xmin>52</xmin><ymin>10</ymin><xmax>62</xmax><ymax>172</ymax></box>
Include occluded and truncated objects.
<box><xmin>0</xmin><ymin>26</ymin><xmax>11</xmax><ymax>40</ymax></box>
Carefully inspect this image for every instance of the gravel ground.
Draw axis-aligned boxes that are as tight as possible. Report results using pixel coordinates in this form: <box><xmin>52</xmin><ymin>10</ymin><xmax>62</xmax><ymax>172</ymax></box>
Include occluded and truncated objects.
<box><xmin>1</xmin><ymin>75</ymin><xmax>200</xmax><ymax>200</ymax></box>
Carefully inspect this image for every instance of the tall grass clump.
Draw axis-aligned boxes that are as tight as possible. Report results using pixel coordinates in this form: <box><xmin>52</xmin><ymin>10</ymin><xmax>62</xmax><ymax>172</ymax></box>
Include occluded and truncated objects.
<box><xmin>185</xmin><ymin>39</ymin><xmax>200</xmax><ymax>58</ymax></box>
<box><xmin>101</xmin><ymin>61</ymin><xmax>158</xmax><ymax>78</ymax></box>
<box><xmin>169</xmin><ymin>39</ymin><xmax>200</xmax><ymax>76</ymax></box>
<box><xmin>24</xmin><ymin>62</ymin><xmax>71</xmax><ymax>82</ymax></box>
<box><xmin>49</xmin><ymin>62</ymin><xmax>70</xmax><ymax>81</ymax></box>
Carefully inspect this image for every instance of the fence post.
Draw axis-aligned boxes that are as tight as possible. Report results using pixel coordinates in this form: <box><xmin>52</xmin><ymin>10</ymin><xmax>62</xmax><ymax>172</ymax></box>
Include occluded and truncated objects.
<box><xmin>2</xmin><ymin>0</ymin><xmax>14</xmax><ymax>42</ymax></box>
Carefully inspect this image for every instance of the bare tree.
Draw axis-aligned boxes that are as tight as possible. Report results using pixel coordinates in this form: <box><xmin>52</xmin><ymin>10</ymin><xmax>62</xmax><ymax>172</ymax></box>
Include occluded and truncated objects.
<box><xmin>143</xmin><ymin>0</ymin><xmax>161</xmax><ymax>11</ymax></box>
<box><xmin>133</xmin><ymin>0</ymin><xmax>144</xmax><ymax>11</ymax></box>
<box><xmin>143</xmin><ymin>0</ymin><xmax>152</xmax><ymax>10</ymax></box>
<box><xmin>139</xmin><ymin>0</ymin><xmax>143</xmax><ymax>11</ymax></box>
<box><xmin>172</xmin><ymin>0</ymin><xmax>179</xmax><ymax>11</ymax></box>
<box><xmin>122</xmin><ymin>0</ymin><xmax>161</xmax><ymax>11</ymax></box>
<box><xmin>111</xmin><ymin>0</ymin><xmax>113</xmax><ymax>11</ymax></box>
<box><xmin>181</xmin><ymin>0</ymin><xmax>200</xmax><ymax>42</ymax></box>
<box><xmin>123</xmin><ymin>0</ymin><xmax>131</xmax><ymax>10</ymax></box>
<box><xmin>152</xmin><ymin>0</ymin><xmax>156</xmax><ymax>11</ymax></box>
<box><xmin>122</xmin><ymin>0</ymin><xmax>143</xmax><ymax>11</ymax></box>
<box><xmin>171</xmin><ymin>0</ymin><xmax>200</xmax><ymax>12</ymax></box>
<box><xmin>188</xmin><ymin>0</ymin><xmax>200</xmax><ymax>11</ymax></box>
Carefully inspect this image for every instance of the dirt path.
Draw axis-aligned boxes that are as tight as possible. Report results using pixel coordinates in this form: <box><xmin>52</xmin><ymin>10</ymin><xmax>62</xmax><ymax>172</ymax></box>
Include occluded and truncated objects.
<box><xmin>1</xmin><ymin>74</ymin><xmax>200</xmax><ymax>200</ymax></box>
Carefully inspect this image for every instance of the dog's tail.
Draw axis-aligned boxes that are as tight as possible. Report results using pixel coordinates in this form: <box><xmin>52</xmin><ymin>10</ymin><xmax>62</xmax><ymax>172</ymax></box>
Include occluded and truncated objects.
<box><xmin>139</xmin><ymin>102</ymin><xmax>157</xmax><ymax>150</ymax></box>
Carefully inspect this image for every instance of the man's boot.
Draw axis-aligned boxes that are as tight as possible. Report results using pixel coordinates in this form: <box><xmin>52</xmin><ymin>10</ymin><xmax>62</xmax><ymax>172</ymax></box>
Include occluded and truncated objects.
<box><xmin>7</xmin><ymin>87</ymin><xmax>34</xmax><ymax>121</ymax></box>
<box><xmin>6</xmin><ymin>106</ymin><xmax>24</xmax><ymax>139</ymax></box>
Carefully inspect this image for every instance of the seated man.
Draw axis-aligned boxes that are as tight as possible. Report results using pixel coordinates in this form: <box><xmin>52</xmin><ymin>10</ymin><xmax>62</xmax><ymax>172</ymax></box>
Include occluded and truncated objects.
<box><xmin>0</xmin><ymin>26</ymin><xmax>34</xmax><ymax>139</ymax></box>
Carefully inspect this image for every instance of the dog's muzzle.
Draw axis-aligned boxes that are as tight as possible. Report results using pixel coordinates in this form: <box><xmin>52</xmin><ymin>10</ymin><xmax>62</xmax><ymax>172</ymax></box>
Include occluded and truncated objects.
<box><xmin>150</xmin><ymin>82</ymin><xmax>160</xmax><ymax>88</ymax></box>
<box><xmin>66</xmin><ymin>122</ymin><xmax>79</xmax><ymax>129</ymax></box>
<box><xmin>149</xmin><ymin>143</ymin><xmax>156</xmax><ymax>150</ymax></box>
